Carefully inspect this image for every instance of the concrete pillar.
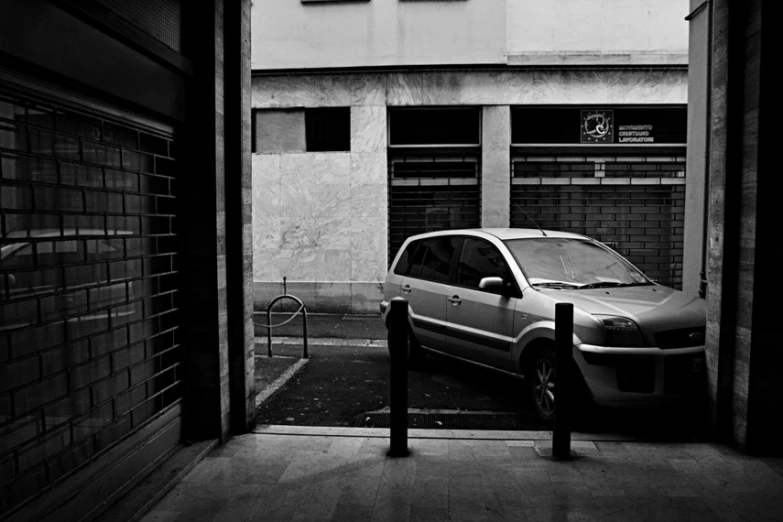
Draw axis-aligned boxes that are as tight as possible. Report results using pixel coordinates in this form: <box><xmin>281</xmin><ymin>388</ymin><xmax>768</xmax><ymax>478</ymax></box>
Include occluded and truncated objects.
<box><xmin>181</xmin><ymin>0</ymin><xmax>255</xmax><ymax>442</ymax></box>
<box><xmin>481</xmin><ymin>106</ymin><xmax>510</xmax><ymax>228</ymax></box>
<box><xmin>683</xmin><ymin>0</ymin><xmax>710</xmax><ymax>297</ymax></box>
<box><xmin>704</xmin><ymin>0</ymin><xmax>783</xmax><ymax>455</ymax></box>
<box><xmin>225</xmin><ymin>0</ymin><xmax>256</xmax><ymax>434</ymax></box>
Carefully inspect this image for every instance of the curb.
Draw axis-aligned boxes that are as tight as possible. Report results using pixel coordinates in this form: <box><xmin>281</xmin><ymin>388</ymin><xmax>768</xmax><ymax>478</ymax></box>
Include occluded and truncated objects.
<box><xmin>255</xmin><ymin>337</ymin><xmax>387</xmax><ymax>347</ymax></box>
<box><xmin>255</xmin><ymin>358</ymin><xmax>309</xmax><ymax>408</ymax></box>
<box><xmin>251</xmin><ymin>424</ymin><xmax>648</xmax><ymax>443</ymax></box>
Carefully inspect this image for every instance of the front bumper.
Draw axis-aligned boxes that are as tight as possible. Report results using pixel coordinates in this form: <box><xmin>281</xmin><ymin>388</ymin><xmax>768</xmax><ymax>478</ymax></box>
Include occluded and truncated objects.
<box><xmin>574</xmin><ymin>343</ymin><xmax>706</xmax><ymax>407</ymax></box>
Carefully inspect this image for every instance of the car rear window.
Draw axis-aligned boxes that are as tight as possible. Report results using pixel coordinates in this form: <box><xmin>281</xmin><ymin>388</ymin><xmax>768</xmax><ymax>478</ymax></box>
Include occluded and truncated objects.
<box><xmin>393</xmin><ymin>239</ymin><xmax>419</xmax><ymax>275</ymax></box>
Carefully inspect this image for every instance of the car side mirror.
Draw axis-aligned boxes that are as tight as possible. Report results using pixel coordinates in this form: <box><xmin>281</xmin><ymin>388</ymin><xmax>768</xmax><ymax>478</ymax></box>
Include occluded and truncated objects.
<box><xmin>478</xmin><ymin>276</ymin><xmax>510</xmax><ymax>297</ymax></box>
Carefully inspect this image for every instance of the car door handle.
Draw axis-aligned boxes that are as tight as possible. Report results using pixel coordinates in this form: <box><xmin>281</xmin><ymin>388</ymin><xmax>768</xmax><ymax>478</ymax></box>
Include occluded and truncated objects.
<box><xmin>402</xmin><ymin>284</ymin><xmax>411</xmax><ymax>294</ymax></box>
<box><xmin>448</xmin><ymin>295</ymin><xmax>461</xmax><ymax>305</ymax></box>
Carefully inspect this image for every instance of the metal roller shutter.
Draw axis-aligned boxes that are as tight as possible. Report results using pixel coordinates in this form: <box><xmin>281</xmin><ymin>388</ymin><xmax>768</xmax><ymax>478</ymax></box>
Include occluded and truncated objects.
<box><xmin>510</xmin><ymin>154</ymin><xmax>685</xmax><ymax>288</ymax></box>
<box><xmin>0</xmin><ymin>87</ymin><xmax>181</xmax><ymax>513</ymax></box>
<box><xmin>388</xmin><ymin>154</ymin><xmax>481</xmax><ymax>264</ymax></box>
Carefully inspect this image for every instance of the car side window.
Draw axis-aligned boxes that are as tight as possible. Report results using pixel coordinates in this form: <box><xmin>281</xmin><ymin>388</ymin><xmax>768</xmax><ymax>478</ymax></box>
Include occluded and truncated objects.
<box><xmin>456</xmin><ymin>238</ymin><xmax>511</xmax><ymax>289</ymax></box>
<box><xmin>406</xmin><ymin>241</ymin><xmax>426</xmax><ymax>278</ymax></box>
<box><xmin>393</xmin><ymin>240</ymin><xmax>419</xmax><ymax>276</ymax></box>
<box><xmin>419</xmin><ymin>237</ymin><xmax>458</xmax><ymax>283</ymax></box>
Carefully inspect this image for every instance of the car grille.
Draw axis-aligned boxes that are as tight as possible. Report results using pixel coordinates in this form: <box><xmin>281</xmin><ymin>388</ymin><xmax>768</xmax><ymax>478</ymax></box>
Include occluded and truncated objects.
<box><xmin>654</xmin><ymin>326</ymin><xmax>706</xmax><ymax>349</ymax></box>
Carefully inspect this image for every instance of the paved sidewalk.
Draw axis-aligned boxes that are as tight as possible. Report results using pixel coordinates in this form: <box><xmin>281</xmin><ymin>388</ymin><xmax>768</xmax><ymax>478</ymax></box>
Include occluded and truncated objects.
<box><xmin>142</xmin><ymin>427</ymin><xmax>783</xmax><ymax>522</ymax></box>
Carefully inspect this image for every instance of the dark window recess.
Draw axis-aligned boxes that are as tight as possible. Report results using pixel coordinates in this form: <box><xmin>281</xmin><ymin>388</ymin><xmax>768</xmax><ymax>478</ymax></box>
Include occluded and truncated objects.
<box><xmin>389</xmin><ymin>108</ymin><xmax>480</xmax><ymax>146</ymax></box>
<box><xmin>305</xmin><ymin>108</ymin><xmax>350</xmax><ymax>152</ymax></box>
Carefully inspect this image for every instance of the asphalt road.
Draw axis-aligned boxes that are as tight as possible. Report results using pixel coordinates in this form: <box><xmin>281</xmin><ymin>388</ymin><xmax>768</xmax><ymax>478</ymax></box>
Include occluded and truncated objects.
<box><xmin>256</xmin><ymin>342</ymin><xmax>709</xmax><ymax>440</ymax></box>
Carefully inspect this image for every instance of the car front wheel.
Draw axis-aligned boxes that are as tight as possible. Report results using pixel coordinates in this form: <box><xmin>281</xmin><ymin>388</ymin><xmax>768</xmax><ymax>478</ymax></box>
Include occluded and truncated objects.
<box><xmin>529</xmin><ymin>347</ymin><xmax>556</xmax><ymax>422</ymax></box>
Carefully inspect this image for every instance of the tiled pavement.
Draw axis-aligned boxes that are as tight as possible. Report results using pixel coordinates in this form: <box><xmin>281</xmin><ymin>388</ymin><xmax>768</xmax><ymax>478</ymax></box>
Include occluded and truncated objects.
<box><xmin>141</xmin><ymin>427</ymin><xmax>783</xmax><ymax>522</ymax></box>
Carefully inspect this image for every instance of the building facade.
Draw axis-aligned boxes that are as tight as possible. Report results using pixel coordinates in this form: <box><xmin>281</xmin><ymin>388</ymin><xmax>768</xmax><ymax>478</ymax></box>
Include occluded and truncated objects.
<box><xmin>251</xmin><ymin>0</ymin><xmax>695</xmax><ymax>313</ymax></box>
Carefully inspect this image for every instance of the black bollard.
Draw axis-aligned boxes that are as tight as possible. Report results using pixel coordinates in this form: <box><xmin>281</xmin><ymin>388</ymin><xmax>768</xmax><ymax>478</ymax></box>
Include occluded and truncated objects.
<box><xmin>388</xmin><ymin>297</ymin><xmax>409</xmax><ymax>457</ymax></box>
<box><xmin>553</xmin><ymin>302</ymin><xmax>573</xmax><ymax>460</ymax></box>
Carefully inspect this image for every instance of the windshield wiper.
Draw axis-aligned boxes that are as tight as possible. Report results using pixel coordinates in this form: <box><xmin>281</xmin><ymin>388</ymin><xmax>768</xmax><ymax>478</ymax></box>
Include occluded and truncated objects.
<box><xmin>531</xmin><ymin>282</ymin><xmax>581</xmax><ymax>289</ymax></box>
<box><xmin>579</xmin><ymin>281</ymin><xmax>650</xmax><ymax>289</ymax></box>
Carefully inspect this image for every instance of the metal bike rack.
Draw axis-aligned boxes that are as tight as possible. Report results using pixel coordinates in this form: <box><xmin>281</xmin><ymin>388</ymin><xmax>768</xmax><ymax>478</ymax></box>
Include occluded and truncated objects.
<box><xmin>261</xmin><ymin>294</ymin><xmax>308</xmax><ymax>358</ymax></box>
<box><xmin>254</xmin><ymin>277</ymin><xmax>309</xmax><ymax>358</ymax></box>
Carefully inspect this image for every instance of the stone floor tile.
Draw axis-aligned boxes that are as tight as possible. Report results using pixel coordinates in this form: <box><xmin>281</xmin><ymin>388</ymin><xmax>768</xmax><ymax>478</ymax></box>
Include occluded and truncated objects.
<box><xmin>359</xmin><ymin>437</ymin><xmax>391</xmax><ymax>455</ymax></box>
<box><xmin>327</xmin><ymin>437</ymin><xmax>364</xmax><ymax>459</ymax></box>
<box><xmin>508</xmin><ymin>446</ymin><xmax>539</xmax><ymax>459</ymax></box>
<box><xmin>330</xmin><ymin>503</ymin><xmax>375</xmax><ymax>522</ymax></box>
<box><xmin>409</xmin><ymin>506</ymin><xmax>449</xmax><ymax>522</ymax></box>
<box><xmin>138</xmin><ymin>510</ymin><xmax>179</xmax><ymax>522</ymax></box>
<box><xmin>181</xmin><ymin>456</ymin><xmax>231</xmax><ymax>484</ymax></box>
<box><xmin>448</xmin><ymin>507</ymin><xmax>491</xmax><ymax>521</ymax></box>
<box><xmin>370</xmin><ymin>497</ymin><xmax>412</xmax><ymax>522</ymax></box>
<box><xmin>410</xmin><ymin>473</ymin><xmax>449</xmax><ymax>508</ymax></box>
<box><xmin>410</xmin><ymin>438</ymin><xmax>450</xmax><ymax>456</ymax></box>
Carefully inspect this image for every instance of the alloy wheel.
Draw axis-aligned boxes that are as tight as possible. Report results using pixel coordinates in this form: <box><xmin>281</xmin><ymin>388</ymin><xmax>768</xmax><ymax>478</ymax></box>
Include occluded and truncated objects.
<box><xmin>534</xmin><ymin>357</ymin><xmax>556</xmax><ymax>418</ymax></box>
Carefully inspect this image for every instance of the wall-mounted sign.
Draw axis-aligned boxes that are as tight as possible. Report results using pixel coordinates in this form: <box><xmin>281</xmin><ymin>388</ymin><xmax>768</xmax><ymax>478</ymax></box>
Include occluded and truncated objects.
<box><xmin>617</xmin><ymin>124</ymin><xmax>654</xmax><ymax>143</ymax></box>
<box><xmin>511</xmin><ymin>107</ymin><xmax>686</xmax><ymax>145</ymax></box>
<box><xmin>580</xmin><ymin>110</ymin><xmax>614</xmax><ymax>143</ymax></box>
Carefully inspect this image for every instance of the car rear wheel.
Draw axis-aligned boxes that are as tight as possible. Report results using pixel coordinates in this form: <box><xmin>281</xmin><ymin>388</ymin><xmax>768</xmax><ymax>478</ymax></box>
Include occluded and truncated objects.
<box><xmin>529</xmin><ymin>347</ymin><xmax>556</xmax><ymax>421</ymax></box>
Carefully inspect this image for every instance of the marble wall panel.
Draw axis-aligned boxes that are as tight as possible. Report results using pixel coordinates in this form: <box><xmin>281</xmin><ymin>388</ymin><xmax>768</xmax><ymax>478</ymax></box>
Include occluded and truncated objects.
<box><xmin>254</xmin><ymin>249</ymin><xmax>282</xmax><ymax>281</ymax></box>
<box><xmin>350</xmin><ymin>153</ymin><xmax>386</xmax><ymax>186</ymax></box>
<box><xmin>349</xmin><ymin>74</ymin><xmax>387</xmax><ymax>106</ymax></box>
<box><xmin>278</xmin><ymin>248</ymin><xmax>319</xmax><ymax>280</ymax></box>
<box><xmin>350</xmin><ymin>106</ymin><xmax>387</xmax><ymax>153</ymax></box>
<box><xmin>351</xmin><ymin>249</ymin><xmax>387</xmax><ymax>282</ymax></box>
<box><xmin>460</xmin><ymin>72</ymin><xmax>534</xmax><ymax>105</ymax></box>
<box><xmin>317</xmin><ymin>250</ymin><xmax>353</xmax><ymax>281</ymax></box>
<box><xmin>482</xmin><ymin>106</ymin><xmax>510</xmax><ymax>152</ymax></box>
<box><xmin>280</xmin><ymin>217</ymin><xmax>320</xmax><ymax>251</ymax></box>
<box><xmin>350</xmin><ymin>184</ymin><xmax>386</xmax><ymax>218</ymax></box>
<box><xmin>350</xmin><ymin>217</ymin><xmax>386</xmax><ymax>253</ymax></box>
<box><xmin>280</xmin><ymin>153</ymin><xmax>316</xmax><ymax>187</ymax></box>
<box><xmin>313</xmin><ymin>184</ymin><xmax>351</xmax><ymax>219</ymax></box>
<box><xmin>313</xmin><ymin>75</ymin><xmax>353</xmax><ymax>107</ymax></box>
<box><xmin>317</xmin><ymin>215</ymin><xmax>352</xmax><ymax>250</ymax></box>
<box><xmin>280</xmin><ymin>181</ymin><xmax>318</xmax><ymax>218</ymax></box>
<box><xmin>253</xmin><ymin>153</ymin><xmax>281</xmax><ymax>185</ymax></box>
<box><xmin>315</xmin><ymin>153</ymin><xmax>350</xmax><ymax>184</ymax></box>
<box><xmin>252</xmin><ymin>179</ymin><xmax>281</xmax><ymax>221</ymax></box>
<box><xmin>418</xmin><ymin>73</ymin><xmax>463</xmax><ymax>106</ymax></box>
<box><xmin>385</xmin><ymin>73</ymin><xmax>421</xmax><ymax>106</ymax></box>
<box><xmin>253</xmin><ymin>217</ymin><xmax>282</xmax><ymax>251</ymax></box>
<box><xmin>252</xmin><ymin>76</ymin><xmax>317</xmax><ymax>108</ymax></box>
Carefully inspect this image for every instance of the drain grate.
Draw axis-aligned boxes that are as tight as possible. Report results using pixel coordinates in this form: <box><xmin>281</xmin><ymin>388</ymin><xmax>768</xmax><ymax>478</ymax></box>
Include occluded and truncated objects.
<box><xmin>352</xmin><ymin>412</ymin><xmax>528</xmax><ymax>430</ymax></box>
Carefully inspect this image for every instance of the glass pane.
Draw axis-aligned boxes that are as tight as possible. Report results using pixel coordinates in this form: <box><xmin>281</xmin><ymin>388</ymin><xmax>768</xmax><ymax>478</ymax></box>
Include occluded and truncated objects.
<box><xmin>456</xmin><ymin>238</ymin><xmax>510</xmax><ymax>288</ymax></box>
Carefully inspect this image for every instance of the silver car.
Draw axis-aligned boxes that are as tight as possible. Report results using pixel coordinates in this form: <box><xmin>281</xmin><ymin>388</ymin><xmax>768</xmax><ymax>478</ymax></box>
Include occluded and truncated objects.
<box><xmin>380</xmin><ymin>228</ymin><xmax>706</xmax><ymax>421</ymax></box>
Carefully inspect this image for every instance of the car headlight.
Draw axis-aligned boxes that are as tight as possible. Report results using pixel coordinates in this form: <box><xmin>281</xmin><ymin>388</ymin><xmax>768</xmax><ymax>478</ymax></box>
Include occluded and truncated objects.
<box><xmin>595</xmin><ymin>315</ymin><xmax>644</xmax><ymax>347</ymax></box>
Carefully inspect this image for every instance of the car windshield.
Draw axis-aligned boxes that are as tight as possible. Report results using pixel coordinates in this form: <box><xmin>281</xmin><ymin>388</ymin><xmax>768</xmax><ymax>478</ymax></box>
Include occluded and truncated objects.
<box><xmin>503</xmin><ymin>237</ymin><xmax>650</xmax><ymax>288</ymax></box>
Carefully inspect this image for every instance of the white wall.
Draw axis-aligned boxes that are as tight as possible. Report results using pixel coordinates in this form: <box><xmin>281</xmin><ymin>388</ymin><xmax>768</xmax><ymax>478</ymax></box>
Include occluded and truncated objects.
<box><xmin>252</xmin><ymin>0</ymin><xmax>506</xmax><ymax>70</ymax></box>
<box><xmin>252</xmin><ymin>0</ymin><xmax>689</xmax><ymax>70</ymax></box>
<box><xmin>507</xmin><ymin>0</ymin><xmax>689</xmax><ymax>63</ymax></box>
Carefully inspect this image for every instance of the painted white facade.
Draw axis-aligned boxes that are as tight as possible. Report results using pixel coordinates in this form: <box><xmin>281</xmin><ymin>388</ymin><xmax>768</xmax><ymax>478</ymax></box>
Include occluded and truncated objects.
<box><xmin>253</xmin><ymin>0</ymin><xmax>688</xmax><ymax>70</ymax></box>
<box><xmin>251</xmin><ymin>1</ymin><xmax>691</xmax><ymax>313</ymax></box>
